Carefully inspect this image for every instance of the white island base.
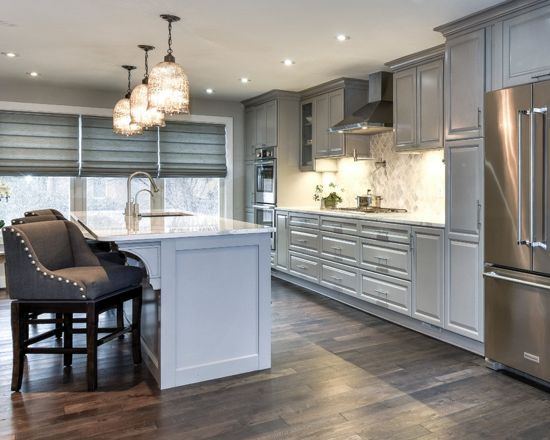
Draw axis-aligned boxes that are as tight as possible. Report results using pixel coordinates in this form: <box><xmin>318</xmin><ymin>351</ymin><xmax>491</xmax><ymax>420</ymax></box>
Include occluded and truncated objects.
<box><xmin>72</xmin><ymin>212</ymin><xmax>273</xmax><ymax>390</ymax></box>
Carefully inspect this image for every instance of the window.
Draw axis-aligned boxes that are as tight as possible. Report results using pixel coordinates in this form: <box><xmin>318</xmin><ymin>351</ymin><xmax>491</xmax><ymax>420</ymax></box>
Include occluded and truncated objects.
<box><xmin>0</xmin><ymin>176</ymin><xmax>71</xmax><ymax>224</ymax></box>
<box><xmin>164</xmin><ymin>178</ymin><xmax>220</xmax><ymax>216</ymax></box>
<box><xmin>85</xmin><ymin>177</ymin><xmax>151</xmax><ymax>212</ymax></box>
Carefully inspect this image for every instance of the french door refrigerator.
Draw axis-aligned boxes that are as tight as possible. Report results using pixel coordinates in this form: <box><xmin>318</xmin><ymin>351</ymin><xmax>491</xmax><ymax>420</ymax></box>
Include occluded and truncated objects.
<box><xmin>484</xmin><ymin>80</ymin><xmax>550</xmax><ymax>383</ymax></box>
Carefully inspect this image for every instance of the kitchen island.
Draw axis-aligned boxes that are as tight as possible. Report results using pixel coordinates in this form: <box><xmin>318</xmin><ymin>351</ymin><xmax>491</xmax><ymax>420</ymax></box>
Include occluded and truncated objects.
<box><xmin>71</xmin><ymin>211</ymin><xmax>273</xmax><ymax>390</ymax></box>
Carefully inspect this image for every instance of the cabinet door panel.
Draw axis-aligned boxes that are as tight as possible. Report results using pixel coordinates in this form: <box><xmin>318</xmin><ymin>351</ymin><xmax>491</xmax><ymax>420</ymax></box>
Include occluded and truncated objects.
<box><xmin>255</xmin><ymin>104</ymin><xmax>267</xmax><ymax>146</ymax></box>
<box><xmin>412</xmin><ymin>227</ymin><xmax>444</xmax><ymax>326</ymax></box>
<box><xmin>275</xmin><ymin>213</ymin><xmax>289</xmax><ymax>271</ymax></box>
<box><xmin>394</xmin><ymin>67</ymin><xmax>417</xmax><ymax>148</ymax></box>
<box><xmin>445</xmin><ymin>29</ymin><xmax>485</xmax><ymax>140</ymax></box>
<box><xmin>446</xmin><ymin>239</ymin><xmax>483</xmax><ymax>341</ymax></box>
<box><xmin>314</xmin><ymin>94</ymin><xmax>329</xmax><ymax>157</ymax></box>
<box><xmin>503</xmin><ymin>5</ymin><xmax>550</xmax><ymax>87</ymax></box>
<box><xmin>328</xmin><ymin>89</ymin><xmax>345</xmax><ymax>155</ymax></box>
<box><xmin>417</xmin><ymin>60</ymin><xmax>443</xmax><ymax>148</ymax></box>
<box><xmin>245</xmin><ymin>108</ymin><xmax>257</xmax><ymax>158</ymax></box>
<box><xmin>244</xmin><ymin>161</ymin><xmax>254</xmax><ymax>209</ymax></box>
<box><xmin>265</xmin><ymin>100</ymin><xmax>278</xmax><ymax>147</ymax></box>
<box><xmin>446</xmin><ymin>140</ymin><xmax>483</xmax><ymax>240</ymax></box>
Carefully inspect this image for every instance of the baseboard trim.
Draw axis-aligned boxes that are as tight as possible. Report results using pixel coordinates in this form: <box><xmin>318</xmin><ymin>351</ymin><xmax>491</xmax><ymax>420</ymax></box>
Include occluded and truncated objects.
<box><xmin>272</xmin><ymin>270</ymin><xmax>484</xmax><ymax>356</ymax></box>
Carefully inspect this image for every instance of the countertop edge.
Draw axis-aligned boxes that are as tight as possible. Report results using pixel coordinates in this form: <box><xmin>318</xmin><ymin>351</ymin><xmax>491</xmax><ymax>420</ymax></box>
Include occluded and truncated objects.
<box><xmin>276</xmin><ymin>207</ymin><xmax>445</xmax><ymax>228</ymax></box>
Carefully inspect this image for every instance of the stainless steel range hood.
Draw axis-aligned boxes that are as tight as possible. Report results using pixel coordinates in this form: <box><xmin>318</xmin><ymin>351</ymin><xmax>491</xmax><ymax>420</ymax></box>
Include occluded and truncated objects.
<box><xmin>329</xmin><ymin>71</ymin><xmax>393</xmax><ymax>135</ymax></box>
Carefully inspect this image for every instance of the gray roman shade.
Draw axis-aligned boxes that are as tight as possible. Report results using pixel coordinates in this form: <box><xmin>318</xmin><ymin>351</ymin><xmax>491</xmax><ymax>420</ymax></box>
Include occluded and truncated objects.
<box><xmin>0</xmin><ymin>111</ymin><xmax>79</xmax><ymax>176</ymax></box>
<box><xmin>159</xmin><ymin>121</ymin><xmax>227</xmax><ymax>177</ymax></box>
<box><xmin>80</xmin><ymin>116</ymin><xmax>159</xmax><ymax>177</ymax></box>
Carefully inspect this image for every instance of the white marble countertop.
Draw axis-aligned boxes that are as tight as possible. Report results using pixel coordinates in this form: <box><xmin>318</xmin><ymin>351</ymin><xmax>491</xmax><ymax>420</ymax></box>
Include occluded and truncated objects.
<box><xmin>71</xmin><ymin>210</ymin><xmax>274</xmax><ymax>242</ymax></box>
<box><xmin>276</xmin><ymin>206</ymin><xmax>445</xmax><ymax>228</ymax></box>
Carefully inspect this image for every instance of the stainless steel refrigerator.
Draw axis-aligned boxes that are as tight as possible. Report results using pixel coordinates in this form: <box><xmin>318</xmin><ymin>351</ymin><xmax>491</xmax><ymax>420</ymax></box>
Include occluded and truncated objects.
<box><xmin>484</xmin><ymin>81</ymin><xmax>550</xmax><ymax>383</ymax></box>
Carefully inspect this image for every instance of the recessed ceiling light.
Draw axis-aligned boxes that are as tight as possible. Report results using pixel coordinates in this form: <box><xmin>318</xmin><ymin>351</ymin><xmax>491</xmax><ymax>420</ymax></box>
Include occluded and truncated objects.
<box><xmin>27</xmin><ymin>71</ymin><xmax>39</xmax><ymax>77</ymax></box>
<box><xmin>239</xmin><ymin>77</ymin><xmax>251</xmax><ymax>84</ymax></box>
<box><xmin>205</xmin><ymin>88</ymin><xmax>214</xmax><ymax>94</ymax></box>
<box><xmin>1</xmin><ymin>51</ymin><xmax>18</xmax><ymax>58</ymax></box>
<box><xmin>336</xmin><ymin>34</ymin><xmax>350</xmax><ymax>42</ymax></box>
<box><xmin>282</xmin><ymin>59</ymin><xmax>295</xmax><ymax>66</ymax></box>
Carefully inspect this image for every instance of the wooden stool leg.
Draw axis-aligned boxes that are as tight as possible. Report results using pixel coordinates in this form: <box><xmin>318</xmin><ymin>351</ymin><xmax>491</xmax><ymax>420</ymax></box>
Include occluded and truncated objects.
<box><xmin>63</xmin><ymin>313</ymin><xmax>73</xmax><ymax>367</ymax></box>
<box><xmin>132</xmin><ymin>293</ymin><xmax>142</xmax><ymax>364</ymax></box>
<box><xmin>55</xmin><ymin>313</ymin><xmax>63</xmax><ymax>339</ymax></box>
<box><xmin>11</xmin><ymin>302</ymin><xmax>25</xmax><ymax>392</ymax></box>
<box><xmin>86</xmin><ymin>303</ymin><xmax>98</xmax><ymax>391</ymax></box>
<box><xmin>117</xmin><ymin>303</ymin><xmax>124</xmax><ymax>339</ymax></box>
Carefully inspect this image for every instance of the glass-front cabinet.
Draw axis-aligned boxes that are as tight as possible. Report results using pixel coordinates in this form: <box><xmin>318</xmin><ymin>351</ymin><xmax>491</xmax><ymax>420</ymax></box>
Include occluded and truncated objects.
<box><xmin>300</xmin><ymin>100</ymin><xmax>314</xmax><ymax>171</ymax></box>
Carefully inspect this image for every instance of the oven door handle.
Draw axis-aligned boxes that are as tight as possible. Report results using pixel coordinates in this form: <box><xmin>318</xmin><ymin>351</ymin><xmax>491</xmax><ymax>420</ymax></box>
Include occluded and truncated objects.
<box><xmin>254</xmin><ymin>160</ymin><xmax>276</xmax><ymax>166</ymax></box>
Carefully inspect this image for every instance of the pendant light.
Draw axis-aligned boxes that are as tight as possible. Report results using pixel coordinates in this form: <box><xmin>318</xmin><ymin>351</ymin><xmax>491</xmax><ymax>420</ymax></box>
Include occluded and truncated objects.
<box><xmin>113</xmin><ymin>65</ymin><xmax>143</xmax><ymax>136</ymax></box>
<box><xmin>130</xmin><ymin>45</ymin><xmax>166</xmax><ymax>129</ymax></box>
<box><xmin>148</xmin><ymin>14</ymin><xmax>190</xmax><ymax>115</ymax></box>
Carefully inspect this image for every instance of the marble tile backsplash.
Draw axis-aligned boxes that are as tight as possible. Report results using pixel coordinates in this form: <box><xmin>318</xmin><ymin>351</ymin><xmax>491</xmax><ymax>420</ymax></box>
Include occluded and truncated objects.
<box><xmin>321</xmin><ymin>132</ymin><xmax>445</xmax><ymax>217</ymax></box>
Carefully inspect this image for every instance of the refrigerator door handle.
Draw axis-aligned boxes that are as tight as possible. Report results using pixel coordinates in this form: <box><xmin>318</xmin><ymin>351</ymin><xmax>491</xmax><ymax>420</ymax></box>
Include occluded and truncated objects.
<box><xmin>517</xmin><ymin>110</ymin><xmax>529</xmax><ymax>245</ymax></box>
<box><xmin>483</xmin><ymin>270</ymin><xmax>550</xmax><ymax>291</ymax></box>
<box><xmin>532</xmin><ymin>106</ymin><xmax>548</xmax><ymax>250</ymax></box>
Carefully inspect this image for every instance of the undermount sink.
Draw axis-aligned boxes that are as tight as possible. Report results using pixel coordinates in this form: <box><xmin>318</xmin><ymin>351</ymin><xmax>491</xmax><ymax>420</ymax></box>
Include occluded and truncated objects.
<box><xmin>139</xmin><ymin>211</ymin><xmax>193</xmax><ymax>218</ymax></box>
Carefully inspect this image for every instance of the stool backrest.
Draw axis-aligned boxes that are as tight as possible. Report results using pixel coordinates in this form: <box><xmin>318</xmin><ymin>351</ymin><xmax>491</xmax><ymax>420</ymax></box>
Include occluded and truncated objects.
<box><xmin>24</xmin><ymin>209</ymin><xmax>66</xmax><ymax>220</ymax></box>
<box><xmin>11</xmin><ymin>214</ymin><xmax>59</xmax><ymax>225</ymax></box>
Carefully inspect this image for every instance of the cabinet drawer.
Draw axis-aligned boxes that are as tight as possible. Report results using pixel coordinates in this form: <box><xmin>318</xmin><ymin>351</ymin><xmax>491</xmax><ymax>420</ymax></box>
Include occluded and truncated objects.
<box><xmin>289</xmin><ymin>213</ymin><xmax>320</xmax><ymax>229</ymax></box>
<box><xmin>359</xmin><ymin>221</ymin><xmax>411</xmax><ymax>244</ymax></box>
<box><xmin>360</xmin><ymin>271</ymin><xmax>411</xmax><ymax>316</ymax></box>
<box><xmin>320</xmin><ymin>232</ymin><xmax>359</xmax><ymax>266</ymax></box>
<box><xmin>320</xmin><ymin>261</ymin><xmax>358</xmax><ymax>296</ymax></box>
<box><xmin>289</xmin><ymin>227</ymin><xmax>319</xmax><ymax>254</ymax></box>
<box><xmin>361</xmin><ymin>239</ymin><xmax>411</xmax><ymax>280</ymax></box>
<box><xmin>289</xmin><ymin>252</ymin><xmax>319</xmax><ymax>282</ymax></box>
<box><xmin>320</xmin><ymin>216</ymin><xmax>359</xmax><ymax>234</ymax></box>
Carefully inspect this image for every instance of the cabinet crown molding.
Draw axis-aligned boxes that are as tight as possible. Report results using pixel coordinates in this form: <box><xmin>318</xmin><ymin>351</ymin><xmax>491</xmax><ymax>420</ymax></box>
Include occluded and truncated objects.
<box><xmin>299</xmin><ymin>77</ymin><xmax>369</xmax><ymax>101</ymax></box>
<box><xmin>241</xmin><ymin>90</ymin><xmax>300</xmax><ymax>107</ymax></box>
<box><xmin>385</xmin><ymin>45</ymin><xmax>445</xmax><ymax>72</ymax></box>
<box><xmin>434</xmin><ymin>0</ymin><xmax>550</xmax><ymax>37</ymax></box>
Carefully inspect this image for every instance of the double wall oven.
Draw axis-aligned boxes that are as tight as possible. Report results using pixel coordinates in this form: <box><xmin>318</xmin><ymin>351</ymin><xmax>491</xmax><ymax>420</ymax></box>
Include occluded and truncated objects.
<box><xmin>253</xmin><ymin>146</ymin><xmax>277</xmax><ymax>250</ymax></box>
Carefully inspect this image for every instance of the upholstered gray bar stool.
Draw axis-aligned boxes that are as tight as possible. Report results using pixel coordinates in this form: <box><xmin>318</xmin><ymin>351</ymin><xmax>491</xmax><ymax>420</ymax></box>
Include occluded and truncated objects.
<box><xmin>2</xmin><ymin>220</ymin><xmax>143</xmax><ymax>391</ymax></box>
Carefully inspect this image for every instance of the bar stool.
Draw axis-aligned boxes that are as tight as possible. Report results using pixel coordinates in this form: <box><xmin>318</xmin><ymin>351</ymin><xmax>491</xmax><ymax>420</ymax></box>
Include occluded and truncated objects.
<box><xmin>3</xmin><ymin>221</ymin><xmax>144</xmax><ymax>391</ymax></box>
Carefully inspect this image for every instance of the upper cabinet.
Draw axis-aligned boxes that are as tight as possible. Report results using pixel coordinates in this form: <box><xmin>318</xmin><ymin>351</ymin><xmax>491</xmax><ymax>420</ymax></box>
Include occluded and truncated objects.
<box><xmin>245</xmin><ymin>107</ymin><xmax>257</xmax><ymax>160</ymax></box>
<box><xmin>502</xmin><ymin>4</ymin><xmax>550</xmax><ymax>87</ymax></box>
<box><xmin>244</xmin><ymin>99</ymin><xmax>278</xmax><ymax>154</ymax></box>
<box><xmin>444</xmin><ymin>29</ymin><xmax>485</xmax><ymax>140</ymax></box>
<box><xmin>299</xmin><ymin>78</ymin><xmax>369</xmax><ymax>165</ymax></box>
<box><xmin>386</xmin><ymin>45</ymin><xmax>444</xmax><ymax>151</ymax></box>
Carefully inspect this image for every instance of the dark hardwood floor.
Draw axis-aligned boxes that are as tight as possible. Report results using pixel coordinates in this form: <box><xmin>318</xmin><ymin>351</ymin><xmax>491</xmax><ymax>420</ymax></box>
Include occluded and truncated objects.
<box><xmin>0</xmin><ymin>279</ymin><xmax>549</xmax><ymax>439</ymax></box>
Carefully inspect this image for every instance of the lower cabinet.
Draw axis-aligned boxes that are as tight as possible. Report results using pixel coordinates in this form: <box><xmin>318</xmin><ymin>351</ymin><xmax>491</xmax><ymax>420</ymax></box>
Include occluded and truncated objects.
<box><xmin>412</xmin><ymin>226</ymin><xmax>444</xmax><ymax>326</ymax></box>
<box><xmin>360</xmin><ymin>270</ymin><xmax>411</xmax><ymax>316</ymax></box>
<box><xmin>289</xmin><ymin>251</ymin><xmax>319</xmax><ymax>282</ymax></box>
<box><xmin>320</xmin><ymin>260</ymin><xmax>359</xmax><ymax>296</ymax></box>
<box><xmin>274</xmin><ymin>211</ymin><xmax>289</xmax><ymax>272</ymax></box>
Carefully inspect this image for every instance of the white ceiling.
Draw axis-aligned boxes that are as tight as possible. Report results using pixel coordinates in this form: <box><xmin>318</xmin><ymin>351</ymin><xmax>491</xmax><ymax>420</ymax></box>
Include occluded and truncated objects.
<box><xmin>0</xmin><ymin>0</ymin><xmax>503</xmax><ymax>102</ymax></box>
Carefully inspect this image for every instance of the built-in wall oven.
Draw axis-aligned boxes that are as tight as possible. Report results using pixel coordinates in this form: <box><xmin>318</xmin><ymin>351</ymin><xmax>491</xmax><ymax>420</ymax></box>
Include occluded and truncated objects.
<box><xmin>254</xmin><ymin>147</ymin><xmax>276</xmax><ymax>205</ymax></box>
<box><xmin>254</xmin><ymin>146</ymin><xmax>277</xmax><ymax>250</ymax></box>
<box><xmin>254</xmin><ymin>204</ymin><xmax>275</xmax><ymax>250</ymax></box>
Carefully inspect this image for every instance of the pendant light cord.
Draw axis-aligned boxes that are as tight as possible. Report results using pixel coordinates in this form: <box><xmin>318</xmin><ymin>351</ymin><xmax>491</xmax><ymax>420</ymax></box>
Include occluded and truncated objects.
<box><xmin>144</xmin><ymin>49</ymin><xmax>149</xmax><ymax>77</ymax></box>
<box><xmin>127</xmin><ymin>68</ymin><xmax>132</xmax><ymax>95</ymax></box>
<box><xmin>167</xmin><ymin>21</ymin><xmax>173</xmax><ymax>55</ymax></box>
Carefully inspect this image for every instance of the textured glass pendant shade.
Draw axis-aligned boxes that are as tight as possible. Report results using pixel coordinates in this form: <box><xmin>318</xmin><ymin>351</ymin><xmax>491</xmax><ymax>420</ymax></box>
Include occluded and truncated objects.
<box><xmin>148</xmin><ymin>59</ymin><xmax>190</xmax><ymax>114</ymax></box>
<box><xmin>113</xmin><ymin>97</ymin><xmax>143</xmax><ymax>136</ymax></box>
<box><xmin>130</xmin><ymin>83</ymin><xmax>166</xmax><ymax>128</ymax></box>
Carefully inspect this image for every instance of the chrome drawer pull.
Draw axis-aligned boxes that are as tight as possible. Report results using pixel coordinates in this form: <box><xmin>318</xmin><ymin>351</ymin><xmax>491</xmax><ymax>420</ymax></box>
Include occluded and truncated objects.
<box><xmin>374</xmin><ymin>289</ymin><xmax>388</xmax><ymax>297</ymax></box>
<box><xmin>296</xmin><ymin>239</ymin><xmax>307</xmax><ymax>243</ymax></box>
<box><xmin>375</xmin><ymin>256</ymin><xmax>390</xmax><ymax>262</ymax></box>
<box><xmin>296</xmin><ymin>265</ymin><xmax>308</xmax><ymax>270</ymax></box>
<box><xmin>330</xmin><ymin>246</ymin><xmax>342</xmax><ymax>251</ymax></box>
<box><xmin>329</xmin><ymin>275</ymin><xmax>342</xmax><ymax>281</ymax></box>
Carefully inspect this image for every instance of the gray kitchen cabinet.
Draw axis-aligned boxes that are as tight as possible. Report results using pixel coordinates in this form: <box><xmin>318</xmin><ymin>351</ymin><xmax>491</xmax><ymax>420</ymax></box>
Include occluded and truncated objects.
<box><xmin>444</xmin><ymin>29</ymin><xmax>485</xmax><ymax>140</ymax></box>
<box><xmin>245</xmin><ymin>107</ymin><xmax>256</xmax><ymax>160</ymax></box>
<box><xmin>300</xmin><ymin>100</ymin><xmax>315</xmax><ymax>170</ymax></box>
<box><xmin>255</xmin><ymin>104</ymin><xmax>266</xmax><ymax>147</ymax></box>
<box><xmin>445</xmin><ymin>138</ymin><xmax>484</xmax><ymax>342</ymax></box>
<box><xmin>412</xmin><ymin>226</ymin><xmax>444</xmax><ymax>327</ymax></box>
<box><xmin>265</xmin><ymin>100</ymin><xmax>278</xmax><ymax>147</ymax></box>
<box><xmin>328</xmin><ymin>89</ymin><xmax>345</xmax><ymax>155</ymax></box>
<box><xmin>502</xmin><ymin>5</ymin><xmax>550</xmax><ymax>87</ymax></box>
<box><xmin>393</xmin><ymin>67</ymin><xmax>417</xmax><ymax>149</ymax></box>
<box><xmin>275</xmin><ymin>211</ymin><xmax>289</xmax><ymax>272</ymax></box>
<box><xmin>387</xmin><ymin>46</ymin><xmax>443</xmax><ymax>151</ymax></box>
<box><xmin>417</xmin><ymin>59</ymin><xmax>444</xmax><ymax>148</ymax></box>
<box><xmin>314</xmin><ymin>94</ymin><xmax>330</xmax><ymax>157</ymax></box>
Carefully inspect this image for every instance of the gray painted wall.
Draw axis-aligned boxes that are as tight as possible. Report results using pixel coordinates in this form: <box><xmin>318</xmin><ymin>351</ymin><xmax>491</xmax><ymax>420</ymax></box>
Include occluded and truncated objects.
<box><xmin>0</xmin><ymin>79</ymin><xmax>246</xmax><ymax>220</ymax></box>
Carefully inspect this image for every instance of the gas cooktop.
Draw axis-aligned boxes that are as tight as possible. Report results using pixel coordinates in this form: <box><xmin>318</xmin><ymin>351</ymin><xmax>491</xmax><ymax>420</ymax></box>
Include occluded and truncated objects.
<box><xmin>329</xmin><ymin>207</ymin><xmax>408</xmax><ymax>214</ymax></box>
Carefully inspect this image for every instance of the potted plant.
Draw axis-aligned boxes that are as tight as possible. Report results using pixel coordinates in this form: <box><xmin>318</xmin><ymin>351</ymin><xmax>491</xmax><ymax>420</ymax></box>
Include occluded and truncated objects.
<box><xmin>313</xmin><ymin>182</ymin><xmax>344</xmax><ymax>209</ymax></box>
